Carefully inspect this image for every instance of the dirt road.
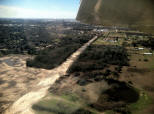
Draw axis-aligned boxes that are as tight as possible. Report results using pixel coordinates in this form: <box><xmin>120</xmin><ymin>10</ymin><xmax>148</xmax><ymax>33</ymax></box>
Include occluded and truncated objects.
<box><xmin>4</xmin><ymin>36</ymin><xmax>98</xmax><ymax>114</ymax></box>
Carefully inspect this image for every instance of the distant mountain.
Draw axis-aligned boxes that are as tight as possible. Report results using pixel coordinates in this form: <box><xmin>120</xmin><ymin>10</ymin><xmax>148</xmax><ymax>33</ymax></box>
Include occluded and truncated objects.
<box><xmin>77</xmin><ymin>0</ymin><xmax>154</xmax><ymax>34</ymax></box>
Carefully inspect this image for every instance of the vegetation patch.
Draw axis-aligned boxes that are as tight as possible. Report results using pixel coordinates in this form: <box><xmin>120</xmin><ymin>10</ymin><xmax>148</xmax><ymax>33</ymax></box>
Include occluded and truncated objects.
<box><xmin>68</xmin><ymin>44</ymin><xmax>129</xmax><ymax>73</ymax></box>
<box><xmin>0</xmin><ymin>79</ymin><xmax>6</xmax><ymax>85</ymax></box>
<box><xmin>27</xmin><ymin>34</ymin><xmax>94</xmax><ymax>69</ymax></box>
<box><xmin>27</xmin><ymin>44</ymin><xmax>81</xmax><ymax>69</ymax></box>
<box><xmin>90</xmin><ymin>80</ymin><xmax>139</xmax><ymax>113</ymax></box>
<box><xmin>60</xmin><ymin>93</ymin><xmax>79</xmax><ymax>102</ymax></box>
<box><xmin>132</xmin><ymin>37</ymin><xmax>154</xmax><ymax>50</ymax></box>
<box><xmin>45</xmin><ymin>32</ymin><xmax>154</xmax><ymax>114</ymax></box>
<box><xmin>127</xmin><ymin>90</ymin><xmax>152</xmax><ymax>114</ymax></box>
<box><xmin>32</xmin><ymin>93</ymin><xmax>93</xmax><ymax>114</ymax></box>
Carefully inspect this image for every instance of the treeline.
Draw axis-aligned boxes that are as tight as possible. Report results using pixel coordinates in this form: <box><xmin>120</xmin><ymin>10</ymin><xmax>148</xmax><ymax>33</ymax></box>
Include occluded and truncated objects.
<box><xmin>0</xmin><ymin>25</ymin><xmax>33</xmax><ymax>55</ymax></box>
<box><xmin>132</xmin><ymin>37</ymin><xmax>154</xmax><ymax>50</ymax></box>
<box><xmin>66</xmin><ymin>44</ymin><xmax>129</xmax><ymax>87</ymax></box>
<box><xmin>0</xmin><ymin>24</ymin><xmax>58</xmax><ymax>56</ymax></box>
<box><xmin>68</xmin><ymin>45</ymin><xmax>129</xmax><ymax>73</ymax></box>
<box><xmin>26</xmin><ymin>34</ymin><xmax>94</xmax><ymax>69</ymax></box>
<box><xmin>0</xmin><ymin>19</ymin><xmax>97</xmax><ymax>57</ymax></box>
<box><xmin>27</xmin><ymin>45</ymin><xmax>80</xmax><ymax>69</ymax></box>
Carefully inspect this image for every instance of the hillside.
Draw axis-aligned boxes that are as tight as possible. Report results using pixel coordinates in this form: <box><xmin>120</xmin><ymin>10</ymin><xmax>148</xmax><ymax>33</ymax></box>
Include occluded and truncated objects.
<box><xmin>77</xmin><ymin>0</ymin><xmax>154</xmax><ymax>34</ymax></box>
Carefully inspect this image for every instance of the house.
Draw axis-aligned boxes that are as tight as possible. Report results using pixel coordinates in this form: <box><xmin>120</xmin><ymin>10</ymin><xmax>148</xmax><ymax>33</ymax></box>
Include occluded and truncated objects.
<box><xmin>143</xmin><ymin>53</ymin><xmax>152</xmax><ymax>55</ymax></box>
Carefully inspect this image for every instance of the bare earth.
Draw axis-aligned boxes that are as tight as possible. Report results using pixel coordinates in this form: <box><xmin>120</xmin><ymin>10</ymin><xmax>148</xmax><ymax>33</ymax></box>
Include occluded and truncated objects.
<box><xmin>0</xmin><ymin>55</ymin><xmax>50</xmax><ymax>113</ymax></box>
<box><xmin>2</xmin><ymin>36</ymin><xmax>97</xmax><ymax>114</ymax></box>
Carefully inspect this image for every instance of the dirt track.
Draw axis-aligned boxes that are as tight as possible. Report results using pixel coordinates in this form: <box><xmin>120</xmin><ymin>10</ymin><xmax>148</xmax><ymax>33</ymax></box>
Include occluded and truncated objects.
<box><xmin>4</xmin><ymin>36</ymin><xmax>98</xmax><ymax>114</ymax></box>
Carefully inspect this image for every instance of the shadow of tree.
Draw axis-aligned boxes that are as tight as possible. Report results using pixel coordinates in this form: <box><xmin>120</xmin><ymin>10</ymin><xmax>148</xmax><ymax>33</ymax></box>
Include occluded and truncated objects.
<box><xmin>91</xmin><ymin>79</ymin><xmax>139</xmax><ymax>112</ymax></box>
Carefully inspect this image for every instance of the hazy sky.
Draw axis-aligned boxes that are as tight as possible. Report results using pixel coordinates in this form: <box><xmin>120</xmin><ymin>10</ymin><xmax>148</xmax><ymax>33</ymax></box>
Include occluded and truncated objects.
<box><xmin>0</xmin><ymin>0</ymin><xmax>80</xmax><ymax>19</ymax></box>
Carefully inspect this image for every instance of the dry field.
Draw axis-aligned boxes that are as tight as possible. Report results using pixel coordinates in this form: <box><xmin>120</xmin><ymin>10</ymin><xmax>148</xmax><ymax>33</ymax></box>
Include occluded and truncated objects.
<box><xmin>120</xmin><ymin>53</ymin><xmax>154</xmax><ymax>114</ymax></box>
<box><xmin>0</xmin><ymin>55</ymin><xmax>52</xmax><ymax>113</ymax></box>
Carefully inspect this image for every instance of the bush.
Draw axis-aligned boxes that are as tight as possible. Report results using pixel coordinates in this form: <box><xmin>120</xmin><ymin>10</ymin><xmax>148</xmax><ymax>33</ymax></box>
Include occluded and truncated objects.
<box><xmin>104</xmin><ymin>69</ymin><xmax>111</xmax><ymax>76</ymax></box>
<box><xmin>112</xmin><ymin>71</ymin><xmax>120</xmax><ymax>78</ymax></box>
<box><xmin>115</xmin><ymin>66</ymin><xmax>122</xmax><ymax>73</ymax></box>
<box><xmin>77</xmin><ymin>79</ymin><xmax>88</xmax><ymax>86</ymax></box>
<box><xmin>144</xmin><ymin>58</ymin><xmax>148</xmax><ymax>62</ymax></box>
<box><xmin>0</xmin><ymin>52</ymin><xmax>3</xmax><ymax>57</ymax></box>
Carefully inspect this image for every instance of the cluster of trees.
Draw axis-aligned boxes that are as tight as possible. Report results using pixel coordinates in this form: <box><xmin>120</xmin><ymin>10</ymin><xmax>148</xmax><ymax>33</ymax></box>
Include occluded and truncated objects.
<box><xmin>126</xmin><ymin>32</ymin><xmax>148</xmax><ymax>37</ymax></box>
<box><xmin>0</xmin><ymin>19</ymin><xmax>97</xmax><ymax>57</ymax></box>
<box><xmin>68</xmin><ymin>45</ymin><xmax>129</xmax><ymax>73</ymax></box>
<box><xmin>67</xmin><ymin>45</ymin><xmax>129</xmax><ymax>86</ymax></box>
<box><xmin>1</xmin><ymin>25</ymin><xmax>51</xmax><ymax>55</ymax></box>
<box><xmin>132</xmin><ymin>37</ymin><xmax>154</xmax><ymax>50</ymax></box>
<box><xmin>0</xmin><ymin>25</ymin><xmax>32</xmax><ymax>55</ymax></box>
<box><xmin>27</xmin><ymin>44</ymin><xmax>81</xmax><ymax>69</ymax></box>
<box><xmin>0</xmin><ymin>23</ymin><xmax>60</xmax><ymax>56</ymax></box>
<box><xmin>26</xmin><ymin>34</ymin><xmax>94</xmax><ymax>69</ymax></box>
<box><xmin>0</xmin><ymin>19</ymin><xmax>97</xmax><ymax>69</ymax></box>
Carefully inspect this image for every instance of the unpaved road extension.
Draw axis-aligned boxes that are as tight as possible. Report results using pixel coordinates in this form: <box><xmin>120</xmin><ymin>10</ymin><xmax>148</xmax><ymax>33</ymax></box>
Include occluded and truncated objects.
<box><xmin>4</xmin><ymin>36</ymin><xmax>98</xmax><ymax>114</ymax></box>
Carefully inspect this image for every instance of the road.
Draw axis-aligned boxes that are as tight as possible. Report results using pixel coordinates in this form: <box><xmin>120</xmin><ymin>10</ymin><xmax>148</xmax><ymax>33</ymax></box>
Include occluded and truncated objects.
<box><xmin>4</xmin><ymin>36</ymin><xmax>98</xmax><ymax>114</ymax></box>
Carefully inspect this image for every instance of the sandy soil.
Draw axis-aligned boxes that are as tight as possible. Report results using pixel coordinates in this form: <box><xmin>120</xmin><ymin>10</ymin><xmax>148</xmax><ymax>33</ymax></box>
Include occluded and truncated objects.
<box><xmin>2</xmin><ymin>36</ymin><xmax>97</xmax><ymax>114</ymax></box>
<box><xmin>0</xmin><ymin>55</ymin><xmax>51</xmax><ymax>113</ymax></box>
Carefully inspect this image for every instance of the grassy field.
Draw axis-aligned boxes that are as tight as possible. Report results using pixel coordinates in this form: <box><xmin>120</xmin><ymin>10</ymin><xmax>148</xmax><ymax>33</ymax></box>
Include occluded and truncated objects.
<box><xmin>128</xmin><ymin>90</ymin><xmax>152</xmax><ymax>114</ymax></box>
<box><xmin>32</xmin><ymin>93</ymin><xmax>99</xmax><ymax>114</ymax></box>
<box><xmin>32</xmin><ymin>30</ymin><xmax>154</xmax><ymax>114</ymax></box>
<box><xmin>32</xmin><ymin>94</ymin><xmax>80</xmax><ymax>114</ymax></box>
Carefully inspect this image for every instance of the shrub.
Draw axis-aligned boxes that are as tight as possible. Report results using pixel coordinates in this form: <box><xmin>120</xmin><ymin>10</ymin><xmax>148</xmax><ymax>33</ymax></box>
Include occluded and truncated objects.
<box><xmin>112</xmin><ymin>71</ymin><xmax>120</xmax><ymax>78</ymax></box>
<box><xmin>144</xmin><ymin>58</ymin><xmax>148</xmax><ymax>62</ymax></box>
<box><xmin>77</xmin><ymin>79</ymin><xmax>88</xmax><ymax>86</ymax></box>
<box><xmin>115</xmin><ymin>66</ymin><xmax>122</xmax><ymax>73</ymax></box>
<box><xmin>104</xmin><ymin>69</ymin><xmax>111</xmax><ymax>76</ymax></box>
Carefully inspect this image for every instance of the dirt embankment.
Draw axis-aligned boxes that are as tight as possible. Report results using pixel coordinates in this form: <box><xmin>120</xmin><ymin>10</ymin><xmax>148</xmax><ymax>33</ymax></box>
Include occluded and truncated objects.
<box><xmin>0</xmin><ymin>55</ymin><xmax>51</xmax><ymax>113</ymax></box>
<box><xmin>3</xmin><ymin>36</ymin><xmax>97</xmax><ymax>114</ymax></box>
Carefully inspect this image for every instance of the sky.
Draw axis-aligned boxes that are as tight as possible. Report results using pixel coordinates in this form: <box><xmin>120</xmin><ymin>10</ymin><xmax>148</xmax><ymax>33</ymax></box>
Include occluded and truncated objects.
<box><xmin>0</xmin><ymin>0</ymin><xmax>80</xmax><ymax>19</ymax></box>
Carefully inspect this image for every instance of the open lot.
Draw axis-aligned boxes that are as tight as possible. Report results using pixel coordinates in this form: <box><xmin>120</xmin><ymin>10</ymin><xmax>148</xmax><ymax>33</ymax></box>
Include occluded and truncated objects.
<box><xmin>0</xmin><ymin>55</ymin><xmax>52</xmax><ymax>113</ymax></box>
